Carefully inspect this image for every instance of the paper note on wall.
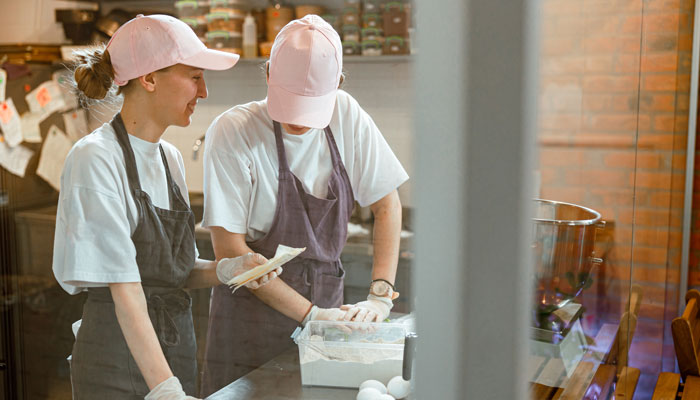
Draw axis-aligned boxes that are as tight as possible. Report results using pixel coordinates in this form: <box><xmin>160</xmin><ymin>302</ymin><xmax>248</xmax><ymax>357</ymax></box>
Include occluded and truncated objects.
<box><xmin>0</xmin><ymin>69</ymin><xmax>6</xmax><ymax>102</ymax></box>
<box><xmin>36</xmin><ymin>126</ymin><xmax>73</xmax><ymax>191</ymax></box>
<box><xmin>0</xmin><ymin>141</ymin><xmax>34</xmax><ymax>177</ymax></box>
<box><xmin>20</xmin><ymin>112</ymin><xmax>43</xmax><ymax>143</ymax></box>
<box><xmin>26</xmin><ymin>81</ymin><xmax>67</xmax><ymax>121</ymax></box>
<box><xmin>62</xmin><ymin>109</ymin><xmax>88</xmax><ymax>142</ymax></box>
<box><xmin>52</xmin><ymin>71</ymin><xmax>79</xmax><ymax>111</ymax></box>
<box><xmin>0</xmin><ymin>99</ymin><xmax>23</xmax><ymax>147</ymax></box>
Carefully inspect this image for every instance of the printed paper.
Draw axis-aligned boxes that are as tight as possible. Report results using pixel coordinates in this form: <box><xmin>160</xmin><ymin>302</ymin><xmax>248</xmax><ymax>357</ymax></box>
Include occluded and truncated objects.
<box><xmin>20</xmin><ymin>112</ymin><xmax>43</xmax><ymax>143</ymax></box>
<box><xmin>26</xmin><ymin>81</ymin><xmax>67</xmax><ymax>120</ymax></box>
<box><xmin>36</xmin><ymin>125</ymin><xmax>73</xmax><ymax>191</ymax></box>
<box><xmin>62</xmin><ymin>109</ymin><xmax>88</xmax><ymax>142</ymax></box>
<box><xmin>0</xmin><ymin>99</ymin><xmax>23</xmax><ymax>147</ymax></box>
<box><xmin>0</xmin><ymin>141</ymin><xmax>33</xmax><ymax>177</ymax></box>
<box><xmin>227</xmin><ymin>245</ymin><xmax>305</xmax><ymax>292</ymax></box>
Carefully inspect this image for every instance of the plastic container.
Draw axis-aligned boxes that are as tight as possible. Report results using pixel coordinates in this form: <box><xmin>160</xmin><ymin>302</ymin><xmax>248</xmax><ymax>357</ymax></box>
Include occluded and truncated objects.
<box><xmin>383</xmin><ymin>2</ymin><xmax>410</xmax><ymax>37</ymax></box>
<box><xmin>206</xmin><ymin>30</ymin><xmax>242</xmax><ymax>54</ymax></box>
<box><xmin>293</xmin><ymin>320</ymin><xmax>407</xmax><ymax>388</ymax></box>
<box><xmin>362</xmin><ymin>13</ymin><xmax>382</xmax><ymax>29</ymax></box>
<box><xmin>361</xmin><ymin>27</ymin><xmax>383</xmax><ymax>42</ymax></box>
<box><xmin>175</xmin><ymin>0</ymin><xmax>209</xmax><ymax>18</ymax></box>
<box><xmin>342</xmin><ymin>40</ymin><xmax>361</xmax><ymax>56</ymax></box>
<box><xmin>383</xmin><ymin>36</ymin><xmax>409</xmax><ymax>55</ymax></box>
<box><xmin>342</xmin><ymin>9</ymin><xmax>360</xmax><ymax>26</ymax></box>
<box><xmin>209</xmin><ymin>0</ymin><xmax>245</xmax><ymax>12</ymax></box>
<box><xmin>361</xmin><ymin>39</ymin><xmax>383</xmax><ymax>56</ymax></box>
<box><xmin>266</xmin><ymin>5</ymin><xmax>294</xmax><ymax>41</ymax></box>
<box><xmin>342</xmin><ymin>24</ymin><xmax>360</xmax><ymax>42</ymax></box>
<box><xmin>206</xmin><ymin>11</ymin><xmax>244</xmax><ymax>32</ymax></box>
<box><xmin>242</xmin><ymin>13</ymin><xmax>258</xmax><ymax>58</ymax></box>
<box><xmin>362</xmin><ymin>0</ymin><xmax>382</xmax><ymax>14</ymax></box>
<box><xmin>344</xmin><ymin>0</ymin><xmax>361</xmax><ymax>12</ymax></box>
<box><xmin>180</xmin><ymin>16</ymin><xmax>208</xmax><ymax>38</ymax></box>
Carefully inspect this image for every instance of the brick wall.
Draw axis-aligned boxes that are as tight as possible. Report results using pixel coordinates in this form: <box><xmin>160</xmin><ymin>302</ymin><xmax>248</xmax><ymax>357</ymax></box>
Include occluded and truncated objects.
<box><xmin>537</xmin><ymin>0</ymin><xmax>693</xmax><ymax>392</ymax></box>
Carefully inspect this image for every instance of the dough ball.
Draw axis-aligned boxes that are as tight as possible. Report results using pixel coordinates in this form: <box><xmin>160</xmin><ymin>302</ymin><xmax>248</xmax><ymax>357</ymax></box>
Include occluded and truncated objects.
<box><xmin>387</xmin><ymin>375</ymin><xmax>411</xmax><ymax>399</ymax></box>
<box><xmin>359</xmin><ymin>379</ymin><xmax>387</xmax><ymax>394</ymax></box>
<box><xmin>357</xmin><ymin>387</ymin><xmax>383</xmax><ymax>400</ymax></box>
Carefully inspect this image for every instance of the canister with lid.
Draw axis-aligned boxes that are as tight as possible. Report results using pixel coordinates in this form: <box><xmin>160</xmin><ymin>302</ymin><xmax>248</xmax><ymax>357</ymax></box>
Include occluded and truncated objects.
<box><xmin>342</xmin><ymin>40</ymin><xmax>361</xmax><ymax>56</ymax></box>
<box><xmin>383</xmin><ymin>36</ymin><xmax>409</xmax><ymax>55</ymax></box>
<box><xmin>206</xmin><ymin>11</ymin><xmax>245</xmax><ymax>32</ymax></box>
<box><xmin>175</xmin><ymin>0</ymin><xmax>209</xmax><ymax>18</ymax></box>
<box><xmin>383</xmin><ymin>1</ymin><xmax>410</xmax><ymax>37</ymax></box>
<box><xmin>206</xmin><ymin>30</ymin><xmax>243</xmax><ymax>54</ymax></box>
<box><xmin>266</xmin><ymin>4</ymin><xmax>294</xmax><ymax>41</ymax></box>
<box><xmin>342</xmin><ymin>24</ymin><xmax>360</xmax><ymax>42</ymax></box>
<box><xmin>361</xmin><ymin>39</ymin><xmax>382</xmax><ymax>56</ymax></box>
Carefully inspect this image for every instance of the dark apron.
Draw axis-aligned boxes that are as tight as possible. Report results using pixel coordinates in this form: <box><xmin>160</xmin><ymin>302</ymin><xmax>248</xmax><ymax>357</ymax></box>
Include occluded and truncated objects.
<box><xmin>200</xmin><ymin>121</ymin><xmax>355</xmax><ymax>397</ymax></box>
<box><xmin>70</xmin><ymin>114</ymin><xmax>197</xmax><ymax>399</ymax></box>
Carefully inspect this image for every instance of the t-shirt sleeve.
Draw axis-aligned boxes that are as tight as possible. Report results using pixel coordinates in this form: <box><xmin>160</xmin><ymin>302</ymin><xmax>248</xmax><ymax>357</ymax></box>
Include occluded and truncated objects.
<box><xmin>348</xmin><ymin>96</ymin><xmax>409</xmax><ymax>206</ymax></box>
<box><xmin>201</xmin><ymin>114</ymin><xmax>251</xmax><ymax>234</ymax></box>
<box><xmin>52</xmin><ymin>142</ymin><xmax>141</xmax><ymax>294</ymax></box>
<box><xmin>54</xmin><ymin>185</ymin><xmax>141</xmax><ymax>292</ymax></box>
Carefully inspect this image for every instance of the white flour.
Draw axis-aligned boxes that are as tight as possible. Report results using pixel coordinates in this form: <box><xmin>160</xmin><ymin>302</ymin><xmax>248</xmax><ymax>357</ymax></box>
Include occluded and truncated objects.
<box><xmin>299</xmin><ymin>335</ymin><xmax>404</xmax><ymax>387</ymax></box>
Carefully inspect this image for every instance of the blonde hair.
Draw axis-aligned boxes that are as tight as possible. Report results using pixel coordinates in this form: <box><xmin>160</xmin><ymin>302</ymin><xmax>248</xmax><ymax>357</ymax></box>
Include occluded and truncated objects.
<box><xmin>72</xmin><ymin>45</ymin><xmax>118</xmax><ymax>100</ymax></box>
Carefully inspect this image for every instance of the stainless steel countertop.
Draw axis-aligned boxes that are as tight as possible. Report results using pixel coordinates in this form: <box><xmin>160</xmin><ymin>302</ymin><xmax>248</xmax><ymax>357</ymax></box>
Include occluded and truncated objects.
<box><xmin>206</xmin><ymin>347</ymin><xmax>357</xmax><ymax>400</ymax></box>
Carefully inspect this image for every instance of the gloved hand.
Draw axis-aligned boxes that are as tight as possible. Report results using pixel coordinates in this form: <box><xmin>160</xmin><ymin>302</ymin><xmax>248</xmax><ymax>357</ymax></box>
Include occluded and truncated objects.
<box><xmin>340</xmin><ymin>294</ymin><xmax>393</xmax><ymax>323</ymax></box>
<box><xmin>301</xmin><ymin>305</ymin><xmax>348</xmax><ymax>326</ymax></box>
<box><xmin>215</xmin><ymin>253</ymin><xmax>282</xmax><ymax>289</ymax></box>
<box><xmin>144</xmin><ymin>376</ymin><xmax>198</xmax><ymax>400</ymax></box>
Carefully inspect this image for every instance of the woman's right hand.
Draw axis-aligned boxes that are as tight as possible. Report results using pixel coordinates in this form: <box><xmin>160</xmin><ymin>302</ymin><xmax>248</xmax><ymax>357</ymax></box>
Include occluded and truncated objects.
<box><xmin>215</xmin><ymin>252</ymin><xmax>282</xmax><ymax>289</ymax></box>
<box><xmin>144</xmin><ymin>376</ymin><xmax>198</xmax><ymax>400</ymax></box>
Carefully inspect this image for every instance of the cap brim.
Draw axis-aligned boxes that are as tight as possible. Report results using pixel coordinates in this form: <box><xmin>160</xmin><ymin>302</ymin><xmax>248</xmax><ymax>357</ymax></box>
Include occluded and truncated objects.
<box><xmin>181</xmin><ymin>48</ymin><xmax>239</xmax><ymax>71</ymax></box>
<box><xmin>267</xmin><ymin>85</ymin><xmax>337</xmax><ymax>129</ymax></box>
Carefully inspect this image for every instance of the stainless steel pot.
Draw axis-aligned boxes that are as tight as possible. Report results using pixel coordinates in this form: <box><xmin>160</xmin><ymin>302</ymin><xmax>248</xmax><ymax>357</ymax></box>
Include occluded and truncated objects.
<box><xmin>532</xmin><ymin>199</ymin><xmax>604</xmax><ymax>313</ymax></box>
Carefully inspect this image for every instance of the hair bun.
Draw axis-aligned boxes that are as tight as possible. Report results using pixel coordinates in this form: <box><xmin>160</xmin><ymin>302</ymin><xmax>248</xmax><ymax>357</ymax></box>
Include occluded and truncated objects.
<box><xmin>73</xmin><ymin>47</ymin><xmax>115</xmax><ymax>100</ymax></box>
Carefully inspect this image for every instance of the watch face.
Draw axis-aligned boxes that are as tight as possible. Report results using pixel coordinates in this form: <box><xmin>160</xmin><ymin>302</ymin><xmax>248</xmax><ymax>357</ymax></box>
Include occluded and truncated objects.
<box><xmin>371</xmin><ymin>281</ymin><xmax>390</xmax><ymax>296</ymax></box>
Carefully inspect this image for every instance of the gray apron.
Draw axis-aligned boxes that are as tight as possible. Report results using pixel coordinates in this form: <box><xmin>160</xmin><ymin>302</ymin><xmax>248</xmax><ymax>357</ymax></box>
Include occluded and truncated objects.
<box><xmin>70</xmin><ymin>114</ymin><xmax>197</xmax><ymax>398</ymax></box>
<box><xmin>200</xmin><ymin>121</ymin><xmax>355</xmax><ymax>397</ymax></box>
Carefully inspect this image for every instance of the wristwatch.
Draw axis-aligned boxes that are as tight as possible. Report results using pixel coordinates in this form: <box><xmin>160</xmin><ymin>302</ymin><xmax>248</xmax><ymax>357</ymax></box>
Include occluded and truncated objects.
<box><xmin>369</xmin><ymin>279</ymin><xmax>399</xmax><ymax>300</ymax></box>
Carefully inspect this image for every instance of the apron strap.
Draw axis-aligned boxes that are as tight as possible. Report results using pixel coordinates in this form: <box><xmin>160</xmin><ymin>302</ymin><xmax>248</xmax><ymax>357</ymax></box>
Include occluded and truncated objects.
<box><xmin>111</xmin><ymin>113</ymin><xmax>143</xmax><ymax>193</ymax></box>
<box><xmin>272</xmin><ymin>121</ymin><xmax>290</xmax><ymax>172</ymax></box>
<box><xmin>158</xmin><ymin>145</ymin><xmax>176</xmax><ymax>210</ymax></box>
<box><xmin>323</xmin><ymin>126</ymin><xmax>343</xmax><ymax>168</ymax></box>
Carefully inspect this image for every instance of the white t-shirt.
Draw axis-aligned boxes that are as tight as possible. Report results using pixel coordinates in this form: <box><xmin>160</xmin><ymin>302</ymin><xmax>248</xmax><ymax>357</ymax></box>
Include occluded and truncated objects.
<box><xmin>202</xmin><ymin>90</ymin><xmax>409</xmax><ymax>241</ymax></box>
<box><xmin>53</xmin><ymin>122</ymin><xmax>196</xmax><ymax>295</ymax></box>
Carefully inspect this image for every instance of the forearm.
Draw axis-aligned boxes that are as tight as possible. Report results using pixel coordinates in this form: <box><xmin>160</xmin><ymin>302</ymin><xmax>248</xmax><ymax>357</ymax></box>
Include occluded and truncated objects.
<box><xmin>210</xmin><ymin>227</ymin><xmax>312</xmax><ymax>323</ymax></box>
<box><xmin>370</xmin><ymin>190</ymin><xmax>402</xmax><ymax>285</ymax></box>
<box><xmin>109</xmin><ymin>282</ymin><xmax>172</xmax><ymax>391</ymax></box>
<box><xmin>184</xmin><ymin>258</ymin><xmax>219</xmax><ymax>289</ymax></box>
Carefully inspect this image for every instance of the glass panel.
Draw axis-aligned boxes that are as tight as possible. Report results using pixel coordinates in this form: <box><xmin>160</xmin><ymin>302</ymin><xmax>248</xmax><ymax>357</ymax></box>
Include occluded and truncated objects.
<box><xmin>531</xmin><ymin>0</ymin><xmax>692</xmax><ymax>398</ymax></box>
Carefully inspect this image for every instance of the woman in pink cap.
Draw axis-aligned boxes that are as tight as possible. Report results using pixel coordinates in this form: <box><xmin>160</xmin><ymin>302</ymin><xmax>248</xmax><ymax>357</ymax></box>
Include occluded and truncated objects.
<box><xmin>52</xmin><ymin>15</ymin><xmax>281</xmax><ymax>399</ymax></box>
<box><xmin>200</xmin><ymin>14</ymin><xmax>408</xmax><ymax>394</ymax></box>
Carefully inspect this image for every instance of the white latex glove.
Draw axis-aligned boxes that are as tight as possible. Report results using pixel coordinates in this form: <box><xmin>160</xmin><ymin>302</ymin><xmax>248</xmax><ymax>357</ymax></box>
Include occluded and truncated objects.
<box><xmin>302</xmin><ymin>305</ymin><xmax>348</xmax><ymax>326</ymax></box>
<box><xmin>144</xmin><ymin>376</ymin><xmax>198</xmax><ymax>400</ymax></box>
<box><xmin>340</xmin><ymin>294</ymin><xmax>393</xmax><ymax>322</ymax></box>
<box><xmin>215</xmin><ymin>253</ymin><xmax>282</xmax><ymax>289</ymax></box>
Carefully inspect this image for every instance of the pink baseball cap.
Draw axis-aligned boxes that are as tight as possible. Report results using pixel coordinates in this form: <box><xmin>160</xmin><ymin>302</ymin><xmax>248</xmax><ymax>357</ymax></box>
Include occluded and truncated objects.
<box><xmin>267</xmin><ymin>15</ymin><xmax>343</xmax><ymax>129</ymax></box>
<box><xmin>106</xmin><ymin>14</ymin><xmax>239</xmax><ymax>86</ymax></box>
